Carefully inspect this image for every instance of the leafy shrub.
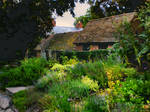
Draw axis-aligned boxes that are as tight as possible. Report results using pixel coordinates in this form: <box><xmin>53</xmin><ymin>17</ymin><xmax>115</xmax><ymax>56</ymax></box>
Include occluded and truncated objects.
<box><xmin>13</xmin><ymin>90</ymin><xmax>28</xmax><ymax>112</ymax></box>
<box><xmin>83</xmin><ymin>95</ymin><xmax>108</xmax><ymax>112</ymax></box>
<box><xmin>115</xmin><ymin>2</ymin><xmax>150</xmax><ymax>70</ymax></box>
<box><xmin>39</xmin><ymin>80</ymin><xmax>91</xmax><ymax>112</ymax></box>
<box><xmin>52</xmin><ymin>49</ymin><xmax>109</xmax><ymax>61</ymax></box>
<box><xmin>84</xmin><ymin>61</ymin><xmax>107</xmax><ymax>88</ymax></box>
<box><xmin>38</xmin><ymin>94</ymin><xmax>60</xmax><ymax>112</ymax></box>
<box><xmin>45</xmin><ymin>82</ymin><xmax>71</xmax><ymax>112</ymax></box>
<box><xmin>69</xmin><ymin>63</ymin><xmax>86</xmax><ymax>79</ymax></box>
<box><xmin>13</xmin><ymin>89</ymin><xmax>44</xmax><ymax>112</ymax></box>
<box><xmin>108</xmin><ymin>78</ymin><xmax>148</xmax><ymax>111</ymax></box>
<box><xmin>48</xmin><ymin>58</ymin><xmax>58</xmax><ymax>68</ymax></box>
<box><xmin>51</xmin><ymin>63</ymin><xmax>69</xmax><ymax>72</ymax></box>
<box><xmin>81</xmin><ymin>76</ymin><xmax>99</xmax><ymax>92</ymax></box>
<box><xmin>36</xmin><ymin>72</ymin><xmax>55</xmax><ymax>90</ymax></box>
<box><xmin>70</xmin><ymin>61</ymin><xmax>108</xmax><ymax>88</ymax></box>
<box><xmin>49</xmin><ymin>80</ymin><xmax>90</xmax><ymax>100</ymax></box>
<box><xmin>68</xmin><ymin>80</ymin><xmax>90</xmax><ymax>99</ymax></box>
<box><xmin>36</xmin><ymin>71</ymin><xmax>67</xmax><ymax>90</ymax></box>
<box><xmin>61</xmin><ymin>56</ymin><xmax>79</xmax><ymax>65</ymax></box>
<box><xmin>0</xmin><ymin>58</ymin><xmax>48</xmax><ymax>88</ymax></box>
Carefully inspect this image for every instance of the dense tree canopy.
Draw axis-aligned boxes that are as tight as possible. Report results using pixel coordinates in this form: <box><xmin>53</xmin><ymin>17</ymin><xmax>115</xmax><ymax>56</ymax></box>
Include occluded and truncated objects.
<box><xmin>74</xmin><ymin>0</ymin><xmax>147</xmax><ymax>27</ymax></box>
<box><xmin>90</xmin><ymin>0</ymin><xmax>146</xmax><ymax>18</ymax></box>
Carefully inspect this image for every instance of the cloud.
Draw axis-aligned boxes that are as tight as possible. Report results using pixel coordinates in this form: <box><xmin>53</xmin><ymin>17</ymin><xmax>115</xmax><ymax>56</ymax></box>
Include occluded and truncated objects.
<box><xmin>55</xmin><ymin>2</ymin><xmax>90</xmax><ymax>27</ymax></box>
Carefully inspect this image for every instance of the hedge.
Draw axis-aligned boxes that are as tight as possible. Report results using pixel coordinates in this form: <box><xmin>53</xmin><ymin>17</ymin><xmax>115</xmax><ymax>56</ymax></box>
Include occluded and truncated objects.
<box><xmin>49</xmin><ymin>49</ymin><xmax>112</xmax><ymax>61</ymax></box>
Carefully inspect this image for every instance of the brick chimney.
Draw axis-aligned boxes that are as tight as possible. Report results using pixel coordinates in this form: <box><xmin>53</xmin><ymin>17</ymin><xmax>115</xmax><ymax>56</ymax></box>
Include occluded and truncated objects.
<box><xmin>76</xmin><ymin>21</ymin><xmax>83</xmax><ymax>29</ymax></box>
<box><xmin>52</xmin><ymin>19</ymin><xmax>56</xmax><ymax>27</ymax></box>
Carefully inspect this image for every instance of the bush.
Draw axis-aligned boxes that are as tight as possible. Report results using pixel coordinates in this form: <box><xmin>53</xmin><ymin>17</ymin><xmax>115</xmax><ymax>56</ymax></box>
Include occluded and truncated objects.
<box><xmin>51</xmin><ymin>49</ymin><xmax>109</xmax><ymax>62</ymax></box>
<box><xmin>36</xmin><ymin>72</ymin><xmax>55</xmax><ymax>90</ymax></box>
<box><xmin>108</xmin><ymin>78</ymin><xmax>149</xmax><ymax>111</ymax></box>
<box><xmin>69</xmin><ymin>61</ymin><xmax>108</xmax><ymax>88</ymax></box>
<box><xmin>48</xmin><ymin>58</ymin><xmax>58</xmax><ymax>68</ymax></box>
<box><xmin>0</xmin><ymin>58</ymin><xmax>48</xmax><ymax>88</ymax></box>
<box><xmin>38</xmin><ymin>94</ymin><xmax>60</xmax><ymax>112</ymax></box>
<box><xmin>36</xmin><ymin>71</ymin><xmax>66</xmax><ymax>90</ymax></box>
<box><xmin>49</xmin><ymin>80</ymin><xmax>90</xmax><ymax>100</ymax></box>
<box><xmin>114</xmin><ymin>2</ymin><xmax>150</xmax><ymax>70</ymax></box>
<box><xmin>13</xmin><ymin>89</ymin><xmax>44</xmax><ymax>112</ymax></box>
<box><xmin>83</xmin><ymin>95</ymin><xmax>108</xmax><ymax>112</ymax></box>
<box><xmin>69</xmin><ymin>63</ymin><xmax>86</xmax><ymax>79</ymax></box>
<box><xmin>12</xmin><ymin>90</ymin><xmax>28</xmax><ymax>112</ymax></box>
<box><xmin>39</xmin><ymin>80</ymin><xmax>91</xmax><ymax>112</ymax></box>
<box><xmin>81</xmin><ymin>76</ymin><xmax>99</xmax><ymax>92</ymax></box>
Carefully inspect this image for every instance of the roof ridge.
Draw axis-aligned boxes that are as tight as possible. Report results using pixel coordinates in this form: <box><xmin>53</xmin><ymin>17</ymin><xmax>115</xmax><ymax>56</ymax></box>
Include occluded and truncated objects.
<box><xmin>88</xmin><ymin>12</ymin><xmax>137</xmax><ymax>23</ymax></box>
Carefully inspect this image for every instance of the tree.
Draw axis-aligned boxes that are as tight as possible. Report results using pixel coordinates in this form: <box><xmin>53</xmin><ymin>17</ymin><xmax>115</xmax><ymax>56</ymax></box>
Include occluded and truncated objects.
<box><xmin>90</xmin><ymin>0</ymin><xmax>147</xmax><ymax>18</ymax></box>
<box><xmin>115</xmin><ymin>2</ymin><xmax>150</xmax><ymax>70</ymax></box>
<box><xmin>74</xmin><ymin>0</ymin><xmax>147</xmax><ymax>27</ymax></box>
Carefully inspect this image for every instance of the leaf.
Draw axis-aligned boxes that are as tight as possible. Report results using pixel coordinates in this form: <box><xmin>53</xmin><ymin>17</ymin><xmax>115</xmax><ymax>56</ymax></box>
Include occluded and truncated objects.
<box><xmin>137</xmin><ymin>46</ymin><xmax>149</xmax><ymax>58</ymax></box>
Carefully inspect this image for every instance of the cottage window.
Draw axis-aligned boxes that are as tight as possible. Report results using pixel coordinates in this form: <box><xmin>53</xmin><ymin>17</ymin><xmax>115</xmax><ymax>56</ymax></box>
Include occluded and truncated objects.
<box><xmin>99</xmin><ymin>43</ymin><xmax>108</xmax><ymax>49</ymax></box>
<box><xmin>83</xmin><ymin>44</ymin><xmax>90</xmax><ymax>51</ymax></box>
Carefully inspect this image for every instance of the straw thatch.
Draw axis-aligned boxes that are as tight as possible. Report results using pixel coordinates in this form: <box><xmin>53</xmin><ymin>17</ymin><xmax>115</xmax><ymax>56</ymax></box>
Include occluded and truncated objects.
<box><xmin>48</xmin><ymin>32</ymin><xmax>79</xmax><ymax>51</ymax></box>
<box><xmin>34</xmin><ymin>35</ymin><xmax>53</xmax><ymax>51</ymax></box>
<box><xmin>74</xmin><ymin>12</ymin><xmax>136</xmax><ymax>44</ymax></box>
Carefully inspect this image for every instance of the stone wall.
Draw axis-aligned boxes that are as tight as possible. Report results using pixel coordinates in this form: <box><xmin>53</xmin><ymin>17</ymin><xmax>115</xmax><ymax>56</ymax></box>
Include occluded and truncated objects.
<box><xmin>0</xmin><ymin>93</ymin><xmax>16</xmax><ymax>112</ymax></box>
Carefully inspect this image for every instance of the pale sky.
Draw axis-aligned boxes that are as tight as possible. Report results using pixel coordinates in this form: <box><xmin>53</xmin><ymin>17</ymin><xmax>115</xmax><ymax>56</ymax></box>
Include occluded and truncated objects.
<box><xmin>55</xmin><ymin>2</ymin><xmax>90</xmax><ymax>27</ymax></box>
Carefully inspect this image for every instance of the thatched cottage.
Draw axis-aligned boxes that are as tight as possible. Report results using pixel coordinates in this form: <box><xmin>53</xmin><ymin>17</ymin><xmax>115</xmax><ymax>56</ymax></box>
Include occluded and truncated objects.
<box><xmin>48</xmin><ymin>32</ymin><xmax>80</xmax><ymax>51</ymax></box>
<box><xmin>34</xmin><ymin>35</ymin><xmax>54</xmax><ymax>57</ymax></box>
<box><xmin>73</xmin><ymin>12</ymin><xmax>136</xmax><ymax>51</ymax></box>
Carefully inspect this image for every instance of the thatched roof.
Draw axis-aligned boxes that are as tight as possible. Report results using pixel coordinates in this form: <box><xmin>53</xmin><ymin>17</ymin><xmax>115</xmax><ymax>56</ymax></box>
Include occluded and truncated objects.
<box><xmin>74</xmin><ymin>12</ymin><xmax>136</xmax><ymax>44</ymax></box>
<box><xmin>34</xmin><ymin>35</ymin><xmax>53</xmax><ymax>51</ymax></box>
<box><xmin>48</xmin><ymin>32</ymin><xmax>79</xmax><ymax>51</ymax></box>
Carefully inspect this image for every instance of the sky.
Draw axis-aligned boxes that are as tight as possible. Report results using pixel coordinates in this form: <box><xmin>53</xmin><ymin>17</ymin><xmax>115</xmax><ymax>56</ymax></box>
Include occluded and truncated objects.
<box><xmin>55</xmin><ymin>2</ymin><xmax>90</xmax><ymax>27</ymax></box>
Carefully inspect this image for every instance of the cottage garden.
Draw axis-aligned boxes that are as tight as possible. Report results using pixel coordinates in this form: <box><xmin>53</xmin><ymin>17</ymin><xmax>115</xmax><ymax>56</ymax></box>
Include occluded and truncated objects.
<box><xmin>0</xmin><ymin>3</ymin><xmax>150</xmax><ymax>112</ymax></box>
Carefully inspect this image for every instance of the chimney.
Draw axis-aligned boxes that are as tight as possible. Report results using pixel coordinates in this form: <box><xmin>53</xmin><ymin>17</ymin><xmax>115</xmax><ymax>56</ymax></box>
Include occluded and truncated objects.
<box><xmin>76</xmin><ymin>21</ymin><xmax>83</xmax><ymax>29</ymax></box>
<box><xmin>52</xmin><ymin>19</ymin><xmax>56</xmax><ymax>27</ymax></box>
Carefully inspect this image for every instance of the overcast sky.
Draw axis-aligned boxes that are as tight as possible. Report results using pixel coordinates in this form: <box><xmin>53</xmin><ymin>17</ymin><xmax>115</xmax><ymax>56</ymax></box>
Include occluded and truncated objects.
<box><xmin>55</xmin><ymin>2</ymin><xmax>90</xmax><ymax>27</ymax></box>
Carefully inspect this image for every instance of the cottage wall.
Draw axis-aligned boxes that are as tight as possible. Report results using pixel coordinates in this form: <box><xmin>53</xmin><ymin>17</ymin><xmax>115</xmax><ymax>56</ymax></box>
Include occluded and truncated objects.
<box><xmin>76</xmin><ymin>45</ymin><xmax>83</xmax><ymax>51</ymax></box>
<box><xmin>90</xmin><ymin>45</ymin><xmax>99</xmax><ymax>51</ymax></box>
<box><xmin>36</xmin><ymin>51</ymin><xmax>41</xmax><ymax>57</ymax></box>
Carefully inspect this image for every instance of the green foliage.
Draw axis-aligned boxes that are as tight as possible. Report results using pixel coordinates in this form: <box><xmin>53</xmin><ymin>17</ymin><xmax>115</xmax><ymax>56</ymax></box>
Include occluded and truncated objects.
<box><xmin>0</xmin><ymin>58</ymin><xmax>48</xmax><ymax>88</ymax></box>
<box><xmin>13</xmin><ymin>89</ymin><xmax>44</xmax><ymax>112</ymax></box>
<box><xmin>114</xmin><ymin>2</ymin><xmax>150</xmax><ymax>69</ymax></box>
<box><xmin>36</xmin><ymin>72</ymin><xmax>55</xmax><ymax>90</ymax></box>
<box><xmin>48</xmin><ymin>58</ymin><xmax>58</xmax><ymax>68</ymax></box>
<box><xmin>113</xmin><ymin>78</ymin><xmax>145</xmax><ymax>104</ymax></box>
<box><xmin>39</xmin><ymin>80</ymin><xmax>90</xmax><ymax>112</ymax></box>
<box><xmin>104</xmin><ymin>57</ymin><xmax>137</xmax><ymax>81</ymax></box>
<box><xmin>74</xmin><ymin>9</ymin><xmax>92</xmax><ymax>27</ymax></box>
<box><xmin>36</xmin><ymin>71</ymin><xmax>67</xmax><ymax>90</ymax></box>
<box><xmin>53</xmin><ymin>49</ymin><xmax>109</xmax><ymax>62</ymax></box>
<box><xmin>69</xmin><ymin>63</ymin><xmax>86</xmax><ymax>78</ymax></box>
<box><xmin>36</xmin><ymin>57</ymin><xmax>80</xmax><ymax>90</ymax></box>
<box><xmin>83</xmin><ymin>95</ymin><xmax>108</xmax><ymax>112</ymax></box>
<box><xmin>39</xmin><ymin>95</ymin><xmax>61</xmax><ymax>112</ymax></box>
<box><xmin>49</xmin><ymin>80</ymin><xmax>90</xmax><ymax>100</ymax></box>
<box><xmin>81</xmin><ymin>76</ymin><xmax>99</xmax><ymax>92</ymax></box>
<box><xmin>13</xmin><ymin>90</ymin><xmax>28</xmax><ymax>112</ymax></box>
<box><xmin>61</xmin><ymin>56</ymin><xmax>79</xmax><ymax>65</ymax></box>
<box><xmin>109</xmin><ymin>77</ymin><xmax>150</xmax><ymax>111</ymax></box>
<box><xmin>74</xmin><ymin>0</ymin><xmax>146</xmax><ymax>28</ymax></box>
<box><xmin>69</xmin><ymin>61</ymin><xmax>108</xmax><ymax>88</ymax></box>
